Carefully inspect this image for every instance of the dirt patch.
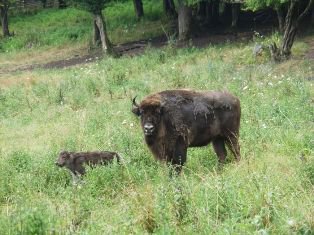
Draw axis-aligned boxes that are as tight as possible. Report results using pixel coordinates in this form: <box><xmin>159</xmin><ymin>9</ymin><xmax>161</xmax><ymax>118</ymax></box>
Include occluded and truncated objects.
<box><xmin>0</xmin><ymin>31</ymin><xmax>257</xmax><ymax>75</ymax></box>
<box><xmin>3</xmin><ymin>28</ymin><xmax>312</xmax><ymax>76</ymax></box>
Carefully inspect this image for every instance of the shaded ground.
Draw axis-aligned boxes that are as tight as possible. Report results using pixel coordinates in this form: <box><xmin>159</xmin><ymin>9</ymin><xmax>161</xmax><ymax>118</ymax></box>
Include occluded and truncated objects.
<box><xmin>1</xmin><ymin>29</ymin><xmax>313</xmax><ymax>75</ymax></box>
<box><xmin>304</xmin><ymin>37</ymin><xmax>314</xmax><ymax>59</ymax></box>
<box><xmin>0</xmin><ymin>30</ymin><xmax>259</xmax><ymax>74</ymax></box>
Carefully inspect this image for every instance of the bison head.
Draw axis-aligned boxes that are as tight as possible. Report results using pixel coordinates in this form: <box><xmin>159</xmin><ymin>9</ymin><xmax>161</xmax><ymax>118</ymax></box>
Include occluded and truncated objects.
<box><xmin>132</xmin><ymin>96</ymin><xmax>163</xmax><ymax>137</ymax></box>
<box><xmin>55</xmin><ymin>151</ymin><xmax>72</xmax><ymax>167</ymax></box>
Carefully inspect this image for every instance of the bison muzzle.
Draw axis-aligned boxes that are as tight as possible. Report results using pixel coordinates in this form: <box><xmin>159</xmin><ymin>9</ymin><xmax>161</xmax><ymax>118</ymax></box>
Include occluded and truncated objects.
<box><xmin>132</xmin><ymin>89</ymin><xmax>241</xmax><ymax>174</ymax></box>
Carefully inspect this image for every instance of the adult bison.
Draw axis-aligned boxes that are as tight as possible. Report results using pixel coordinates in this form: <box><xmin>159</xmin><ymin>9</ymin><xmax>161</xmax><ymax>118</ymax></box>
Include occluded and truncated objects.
<box><xmin>132</xmin><ymin>89</ymin><xmax>241</xmax><ymax>173</ymax></box>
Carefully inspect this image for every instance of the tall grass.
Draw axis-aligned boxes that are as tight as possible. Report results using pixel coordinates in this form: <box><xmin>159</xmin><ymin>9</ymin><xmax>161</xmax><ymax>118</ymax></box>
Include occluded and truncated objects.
<box><xmin>0</xmin><ymin>36</ymin><xmax>313</xmax><ymax>234</ymax></box>
<box><xmin>0</xmin><ymin>1</ymin><xmax>313</xmax><ymax>233</ymax></box>
<box><xmin>0</xmin><ymin>0</ymin><xmax>165</xmax><ymax>53</ymax></box>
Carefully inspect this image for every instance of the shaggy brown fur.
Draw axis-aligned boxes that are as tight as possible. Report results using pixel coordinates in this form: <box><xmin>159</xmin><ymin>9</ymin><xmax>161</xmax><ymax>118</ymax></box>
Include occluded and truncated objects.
<box><xmin>55</xmin><ymin>151</ymin><xmax>120</xmax><ymax>178</ymax></box>
<box><xmin>132</xmin><ymin>89</ymin><xmax>241</xmax><ymax>173</ymax></box>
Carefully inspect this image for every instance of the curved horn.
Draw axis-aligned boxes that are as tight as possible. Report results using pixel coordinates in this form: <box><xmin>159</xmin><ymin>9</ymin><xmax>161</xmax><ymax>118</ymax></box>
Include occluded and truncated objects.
<box><xmin>132</xmin><ymin>96</ymin><xmax>139</xmax><ymax>107</ymax></box>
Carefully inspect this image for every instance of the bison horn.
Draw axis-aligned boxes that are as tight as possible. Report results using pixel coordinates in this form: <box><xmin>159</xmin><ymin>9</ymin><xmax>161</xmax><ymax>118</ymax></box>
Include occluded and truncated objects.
<box><xmin>132</xmin><ymin>96</ymin><xmax>139</xmax><ymax>108</ymax></box>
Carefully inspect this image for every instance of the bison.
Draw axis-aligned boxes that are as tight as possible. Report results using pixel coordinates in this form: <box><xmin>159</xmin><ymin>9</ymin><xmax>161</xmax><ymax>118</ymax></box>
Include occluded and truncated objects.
<box><xmin>56</xmin><ymin>151</ymin><xmax>121</xmax><ymax>183</ymax></box>
<box><xmin>132</xmin><ymin>89</ymin><xmax>241</xmax><ymax>173</ymax></box>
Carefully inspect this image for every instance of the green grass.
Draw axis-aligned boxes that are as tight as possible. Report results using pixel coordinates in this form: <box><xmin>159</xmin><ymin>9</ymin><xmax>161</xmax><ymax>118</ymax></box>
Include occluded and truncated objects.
<box><xmin>0</xmin><ymin>40</ymin><xmax>313</xmax><ymax>234</ymax></box>
<box><xmin>0</xmin><ymin>0</ymin><xmax>167</xmax><ymax>53</ymax></box>
<box><xmin>0</xmin><ymin>1</ymin><xmax>314</xmax><ymax>234</ymax></box>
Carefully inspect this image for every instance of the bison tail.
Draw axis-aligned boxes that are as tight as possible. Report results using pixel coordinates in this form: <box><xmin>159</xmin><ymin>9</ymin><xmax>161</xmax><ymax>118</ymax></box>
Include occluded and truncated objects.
<box><xmin>115</xmin><ymin>153</ymin><xmax>122</xmax><ymax>164</ymax></box>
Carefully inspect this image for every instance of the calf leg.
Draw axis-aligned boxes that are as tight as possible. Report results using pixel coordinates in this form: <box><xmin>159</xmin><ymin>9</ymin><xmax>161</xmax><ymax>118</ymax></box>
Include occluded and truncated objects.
<box><xmin>212</xmin><ymin>138</ymin><xmax>227</xmax><ymax>164</ymax></box>
<box><xmin>226</xmin><ymin>136</ymin><xmax>241</xmax><ymax>161</ymax></box>
<box><xmin>70</xmin><ymin>171</ymin><xmax>81</xmax><ymax>186</ymax></box>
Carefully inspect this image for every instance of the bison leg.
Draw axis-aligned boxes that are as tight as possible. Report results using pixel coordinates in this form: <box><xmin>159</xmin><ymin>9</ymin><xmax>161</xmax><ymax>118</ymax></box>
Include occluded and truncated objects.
<box><xmin>212</xmin><ymin>138</ymin><xmax>227</xmax><ymax>164</ymax></box>
<box><xmin>225</xmin><ymin>136</ymin><xmax>241</xmax><ymax>161</ymax></box>
<box><xmin>70</xmin><ymin>171</ymin><xmax>82</xmax><ymax>186</ymax></box>
<box><xmin>170</xmin><ymin>137</ymin><xmax>187</xmax><ymax>175</ymax></box>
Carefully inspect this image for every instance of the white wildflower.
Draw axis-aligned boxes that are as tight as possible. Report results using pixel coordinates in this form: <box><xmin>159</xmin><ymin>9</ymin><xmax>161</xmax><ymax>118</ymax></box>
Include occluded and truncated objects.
<box><xmin>287</xmin><ymin>219</ymin><xmax>296</xmax><ymax>227</ymax></box>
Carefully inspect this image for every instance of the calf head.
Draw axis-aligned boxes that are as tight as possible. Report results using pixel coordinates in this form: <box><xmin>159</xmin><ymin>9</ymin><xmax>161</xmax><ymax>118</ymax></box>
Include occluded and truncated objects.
<box><xmin>132</xmin><ymin>96</ymin><xmax>163</xmax><ymax>137</ymax></box>
<box><xmin>55</xmin><ymin>151</ymin><xmax>72</xmax><ymax>167</ymax></box>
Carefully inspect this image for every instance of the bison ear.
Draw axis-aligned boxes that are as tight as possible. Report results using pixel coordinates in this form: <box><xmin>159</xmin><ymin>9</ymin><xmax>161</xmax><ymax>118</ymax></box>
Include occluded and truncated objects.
<box><xmin>132</xmin><ymin>107</ymin><xmax>141</xmax><ymax>116</ymax></box>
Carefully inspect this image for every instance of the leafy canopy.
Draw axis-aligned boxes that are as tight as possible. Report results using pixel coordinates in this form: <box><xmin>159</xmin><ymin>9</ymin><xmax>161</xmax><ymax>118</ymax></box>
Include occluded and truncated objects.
<box><xmin>244</xmin><ymin>0</ymin><xmax>289</xmax><ymax>10</ymax></box>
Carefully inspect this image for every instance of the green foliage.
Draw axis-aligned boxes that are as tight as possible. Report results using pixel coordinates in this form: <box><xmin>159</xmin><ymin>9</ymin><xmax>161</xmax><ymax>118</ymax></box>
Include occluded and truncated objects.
<box><xmin>244</xmin><ymin>0</ymin><xmax>289</xmax><ymax>10</ymax></box>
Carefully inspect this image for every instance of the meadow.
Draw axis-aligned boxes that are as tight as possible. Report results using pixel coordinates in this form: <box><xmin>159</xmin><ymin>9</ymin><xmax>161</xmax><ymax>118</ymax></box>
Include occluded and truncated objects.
<box><xmin>0</xmin><ymin>1</ymin><xmax>313</xmax><ymax>234</ymax></box>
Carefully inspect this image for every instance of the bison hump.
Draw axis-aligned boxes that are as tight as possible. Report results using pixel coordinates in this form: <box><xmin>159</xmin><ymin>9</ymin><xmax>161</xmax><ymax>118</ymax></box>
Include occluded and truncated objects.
<box><xmin>193</xmin><ymin>97</ymin><xmax>215</xmax><ymax>120</ymax></box>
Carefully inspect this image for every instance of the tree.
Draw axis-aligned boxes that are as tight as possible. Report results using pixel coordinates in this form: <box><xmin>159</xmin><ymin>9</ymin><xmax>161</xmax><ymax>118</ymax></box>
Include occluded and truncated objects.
<box><xmin>0</xmin><ymin>0</ymin><xmax>13</xmax><ymax>37</ymax></box>
<box><xmin>163</xmin><ymin>0</ymin><xmax>177</xmax><ymax>17</ymax></box>
<box><xmin>231</xmin><ymin>2</ymin><xmax>241</xmax><ymax>28</ymax></box>
<box><xmin>245</xmin><ymin>0</ymin><xmax>314</xmax><ymax>61</ymax></box>
<box><xmin>196</xmin><ymin>0</ymin><xmax>219</xmax><ymax>25</ymax></box>
<box><xmin>58</xmin><ymin>0</ymin><xmax>67</xmax><ymax>9</ymax></box>
<box><xmin>177</xmin><ymin>0</ymin><xmax>193</xmax><ymax>41</ymax></box>
<box><xmin>133</xmin><ymin>0</ymin><xmax>144</xmax><ymax>19</ymax></box>
<box><xmin>72</xmin><ymin>0</ymin><xmax>113</xmax><ymax>54</ymax></box>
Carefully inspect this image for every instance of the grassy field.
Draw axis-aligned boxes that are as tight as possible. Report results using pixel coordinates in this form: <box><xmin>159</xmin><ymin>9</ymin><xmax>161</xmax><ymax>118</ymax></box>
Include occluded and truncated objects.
<box><xmin>0</xmin><ymin>2</ymin><xmax>314</xmax><ymax>234</ymax></box>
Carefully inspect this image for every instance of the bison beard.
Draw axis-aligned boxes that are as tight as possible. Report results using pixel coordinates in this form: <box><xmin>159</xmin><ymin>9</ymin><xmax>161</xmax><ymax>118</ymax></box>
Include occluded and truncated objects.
<box><xmin>132</xmin><ymin>89</ymin><xmax>241</xmax><ymax>174</ymax></box>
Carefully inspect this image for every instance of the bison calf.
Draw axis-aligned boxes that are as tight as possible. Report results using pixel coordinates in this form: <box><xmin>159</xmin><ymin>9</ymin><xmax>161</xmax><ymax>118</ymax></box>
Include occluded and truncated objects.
<box><xmin>56</xmin><ymin>151</ymin><xmax>120</xmax><ymax>183</ymax></box>
<box><xmin>132</xmin><ymin>89</ymin><xmax>241</xmax><ymax>174</ymax></box>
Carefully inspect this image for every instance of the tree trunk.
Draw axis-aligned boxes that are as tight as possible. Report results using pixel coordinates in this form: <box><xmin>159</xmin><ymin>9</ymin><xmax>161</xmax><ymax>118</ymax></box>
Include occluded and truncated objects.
<box><xmin>270</xmin><ymin>0</ymin><xmax>313</xmax><ymax>61</ymax></box>
<box><xmin>197</xmin><ymin>1</ymin><xmax>207</xmax><ymax>20</ymax></box>
<box><xmin>281</xmin><ymin>25</ymin><xmax>297</xmax><ymax>59</ymax></box>
<box><xmin>163</xmin><ymin>0</ymin><xmax>176</xmax><ymax>17</ymax></box>
<box><xmin>58</xmin><ymin>0</ymin><xmax>67</xmax><ymax>9</ymax></box>
<box><xmin>41</xmin><ymin>0</ymin><xmax>47</xmax><ymax>8</ymax></box>
<box><xmin>231</xmin><ymin>3</ymin><xmax>240</xmax><ymax>28</ymax></box>
<box><xmin>311</xmin><ymin>5</ymin><xmax>314</xmax><ymax>24</ymax></box>
<box><xmin>178</xmin><ymin>2</ymin><xmax>192</xmax><ymax>41</ymax></box>
<box><xmin>276</xmin><ymin>6</ymin><xmax>285</xmax><ymax>33</ymax></box>
<box><xmin>0</xmin><ymin>5</ymin><xmax>10</xmax><ymax>37</ymax></box>
<box><xmin>205</xmin><ymin>1</ymin><xmax>213</xmax><ymax>24</ymax></box>
<box><xmin>211</xmin><ymin>0</ymin><xmax>219</xmax><ymax>25</ymax></box>
<box><xmin>133</xmin><ymin>0</ymin><xmax>144</xmax><ymax>20</ymax></box>
<box><xmin>93</xmin><ymin>19</ymin><xmax>101</xmax><ymax>47</ymax></box>
<box><xmin>93</xmin><ymin>13</ymin><xmax>113</xmax><ymax>54</ymax></box>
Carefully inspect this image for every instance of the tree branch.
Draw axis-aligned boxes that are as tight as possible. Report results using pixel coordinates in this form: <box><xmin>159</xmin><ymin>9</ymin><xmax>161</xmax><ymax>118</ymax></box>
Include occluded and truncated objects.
<box><xmin>296</xmin><ymin>0</ymin><xmax>314</xmax><ymax>25</ymax></box>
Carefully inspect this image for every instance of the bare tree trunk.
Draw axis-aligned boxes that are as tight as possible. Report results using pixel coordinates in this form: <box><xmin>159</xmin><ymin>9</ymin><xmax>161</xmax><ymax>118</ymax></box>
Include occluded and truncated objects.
<box><xmin>197</xmin><ymin>0</ymin><xmax>207</xmax><ymax>20</ymax></box>
<box><xmin>41</xmin><ymin>0</ymin><xmax>47</xmax><ymax>8</ymax></box>
<box><xmin>231</xmin><ymin>3</ymin><xmax>240</xmax><ymax>28</ymax></box>
<box><xmin>178</xmin><ymin>1</ymin><xmax>192</xmax><ymax>41</ymax></box>
<box><xmin>311</xmin><ymin>4</ymin><xmax>314</xmax><ymax>24</ymax></box>
<box><xmin>133</xmin><ymin>0</ymin><xmax>144</xmax><ymax>20</ymax></box>
<box><xmin>93</xmin><ymin>20</ymin><xmax>101</xmax><ymax>47</ymax></box>
<box><xmin>58</xmin><ymin>0</ymin><xmax>67</xmax><ymax>9</ymax></box>
<box><xmin>270</xmin><ymin>0</ymin><xmax>313</xmax><ymax>61</ymax></box>
<box><xmin>276</xmin><ymin>6</ymin><xmax>285</xmax><ymax>33</ymax></box>
<box><xmin>93</xmin><ymin>13</ymin><xmax>113</xmax><ymax>54</ymax></box>
<box><xmin>212</xmin><ymin>0</ymin><xmax>219</xmax><ymax>25</ymax></box>
<box><xmin>0</xmin><ymin>5</ymin><xmax>10</xmax><ymax>37</ymax></box>
<box><xmin>163</xmin><ymin>0</ymin><xmax>176</xmax><ymax>17</ymax></box>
